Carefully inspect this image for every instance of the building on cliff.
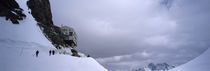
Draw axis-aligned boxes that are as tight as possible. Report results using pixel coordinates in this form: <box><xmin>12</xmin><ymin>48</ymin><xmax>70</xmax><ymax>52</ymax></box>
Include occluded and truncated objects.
<box><xmin>60</xmin><ymin>25</ymin><xmax>77</xmax><ymax>48</ymax></box>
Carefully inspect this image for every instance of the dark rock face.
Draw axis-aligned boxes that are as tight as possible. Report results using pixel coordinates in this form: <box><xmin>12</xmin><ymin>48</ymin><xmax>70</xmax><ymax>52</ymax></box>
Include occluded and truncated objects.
<box><xmin>27</xmin><ymin>0</ymin><xmax>80</xmax><ymax>57</ymax></box>
<box><xmin>0</xmin><ymin>0</ymin><xmax>26</xmax><ymax>24</ymax></box>
<box><xmin>26</xmin><ymin>0</ymin><xmax>53</xmax><ymax>26</ymax></box>
<box><xmin>27</xmin><ymin>0</ymin><xmax>66</xmax><ymax>48</ymax></box>
<box><xmin>0</xmin><ymin>0</ymin><xmax>80</xmax><ymax>56</ymax></box>
<box><xmin>71</xmin><ymin>49</ymin><xmax>80</xmax><ymax>57</ymax></box>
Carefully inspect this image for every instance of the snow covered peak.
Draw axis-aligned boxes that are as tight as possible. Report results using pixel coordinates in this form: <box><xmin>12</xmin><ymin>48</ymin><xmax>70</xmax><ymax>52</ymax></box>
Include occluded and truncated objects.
<box><xmin>135</xmin><ymin>63</ymin><xmax>174</xmax><ymax>71</ymax></box>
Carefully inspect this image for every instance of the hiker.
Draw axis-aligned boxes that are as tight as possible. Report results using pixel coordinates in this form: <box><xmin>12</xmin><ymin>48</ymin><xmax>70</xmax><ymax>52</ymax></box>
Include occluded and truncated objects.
<box><xmin>52</xmin><ymin>50</ymin><xmax>55</xmax><ymax>55</ymax></box>
<box><xmin>36</xmin><ymin>50</ymin><xmax>39</xmax><ymax>57</ymax></box>
<box><xmin>87</xmin><ymin>54</ymin><xmax>90</xmax><ymax>57</ymax></box>
<box><xmin>49</xmin><ymin>50</ymin><xmax>52</xmax><ymax>56</ymax></box>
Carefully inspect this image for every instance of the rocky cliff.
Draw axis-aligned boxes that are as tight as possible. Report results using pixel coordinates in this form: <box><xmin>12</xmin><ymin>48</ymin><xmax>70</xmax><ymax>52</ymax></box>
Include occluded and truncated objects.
<box><xmin>0</xmin><ymin>0</ymin><xmax>26</xmax><ymax>24</ymax></box>
<box><xmin>27</xmin><ymin>0</ymin><xmax>66</xmax><ymax>48</ymax></box>
<box><xmin>0</xmin><ymin>0</ymin><xmax>80</xmax><ymax>56</ymax></box>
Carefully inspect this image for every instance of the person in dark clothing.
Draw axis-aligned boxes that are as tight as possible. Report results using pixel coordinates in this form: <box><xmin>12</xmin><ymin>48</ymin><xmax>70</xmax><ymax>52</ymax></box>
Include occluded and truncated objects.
<box><xmin>52</xmin><ymin>50</ymin><xmax>55</xmax><ymax>55</ymax></box>
<box><xmin>87</xmin><ymin>54</ymin><xmax>90</xmax><ymax>57</ymax></box>
<box><xmin>49</xmin><ymin>50</ymin><xmax>52</xmax><ymax>56</ymax></box>
<box><xmin>36</xmin><ymin>50</ymin><xmax>39</xmax><ymax>57</ymax></box>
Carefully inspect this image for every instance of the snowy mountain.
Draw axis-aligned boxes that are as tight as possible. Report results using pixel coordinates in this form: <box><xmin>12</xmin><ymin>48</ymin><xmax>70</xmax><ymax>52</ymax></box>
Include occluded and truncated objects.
<box><xmin>169</xmin><ymin>48</ymin><xmax>210</xmax><ymax>71</ymax></box>
<box><xmin>0</xmin><ymin>0</ymin><xmax>108</xmax><ymax>71</ymax></box>
<box><xmin>135</xmin><ymin>49</ymin><xmax>210</xmax><ymax>71</ymax></box>
<box><xmin>135</xmin><ymin>63</ymin><xmax>175</xmax><ymax>71</ymax></box>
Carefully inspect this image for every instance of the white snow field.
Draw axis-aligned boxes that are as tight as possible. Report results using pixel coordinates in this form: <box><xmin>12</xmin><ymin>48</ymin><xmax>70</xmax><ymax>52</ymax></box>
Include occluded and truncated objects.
<box><xmin>0</xmin><ymin>0</ymin><xmax>108</xmax><ymax>71</ymax></box>
<box><xmin>170</xmin><ymin>48</ymin><xmax>210</xmax><ymax>71</ymax></box>
<box><xmin>0</xmin><ymin>40</ymin><xmax>107</xmax><ymax>71</ymax></box>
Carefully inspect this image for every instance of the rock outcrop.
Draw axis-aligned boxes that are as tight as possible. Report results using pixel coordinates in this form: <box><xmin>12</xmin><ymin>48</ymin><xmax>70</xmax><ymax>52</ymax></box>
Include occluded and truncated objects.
<box><xmin>0</xmin><ymin>0</ymin><xmax>26</xmax><ymax>24</ymax></box>
<box><xmin>0</xmin><ymin>0</ymin><xmax>80</xmax><ymax>57</ymax></box>
<box><xmin>27</xmin><ymin>0</ymin><xmax>80</xmax><ymax>57</ymax></box>
<box><xmin>27</xmin><ymin>0</ymin><xmax>69</xmax><ymax>48</ymax></box>
<box><xmin>27</xmin><ymin>0</ymin><xmax>64</xmax><ymax>47</ymax></box>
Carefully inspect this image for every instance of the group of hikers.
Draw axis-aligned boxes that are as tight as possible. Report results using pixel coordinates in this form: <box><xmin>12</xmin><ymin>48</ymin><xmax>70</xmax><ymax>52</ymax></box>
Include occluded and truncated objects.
<box><xmin>35</xmin><ymin>49</ymin><xmax>90</xmax><ymax>57</ymax></box>
<box><xmin>49</xmin><ymin>50</ymin><xmax>55</xmax><ymax>56</ymax></box>
<box><xmin>35</xmin><ymin>50</ymin><xmax>56</xmax><ymax>57</ymax></box>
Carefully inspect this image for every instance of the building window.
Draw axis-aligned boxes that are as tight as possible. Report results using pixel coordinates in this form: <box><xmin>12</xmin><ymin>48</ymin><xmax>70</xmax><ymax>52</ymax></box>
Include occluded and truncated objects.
<box><xmin>69</xmin><ymin>32</ymin><xmax>73</xmax><ymax>36</ymax></box>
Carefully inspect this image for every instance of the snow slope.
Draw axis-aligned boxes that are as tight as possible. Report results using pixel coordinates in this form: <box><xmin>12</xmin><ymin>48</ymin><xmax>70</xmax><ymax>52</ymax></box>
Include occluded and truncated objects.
<box><xmin>0</xmin><ymin>39</ymin><xmax>107</xmax><ymax>71</ymax></box>
<box><xmin>170</xmin><ymin>48</ymin><xmax>210</xmax><ymax>71</ymax></box>
<box><xmin>0</xmin><ymin>0</ymin><xmax>52</xmax><ymax>47</ymax></box>
<box><xmin>0</xmin><ymin>0</ymin><xmax>108</xmax><ymax>71</ymax></box>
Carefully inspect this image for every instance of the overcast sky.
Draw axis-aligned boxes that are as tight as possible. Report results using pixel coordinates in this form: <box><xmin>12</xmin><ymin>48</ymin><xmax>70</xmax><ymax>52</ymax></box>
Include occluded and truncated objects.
<box><xmin>50</xmin><ymin>0</ymin><xmax>210</xmax><ymax>71</ymax></box>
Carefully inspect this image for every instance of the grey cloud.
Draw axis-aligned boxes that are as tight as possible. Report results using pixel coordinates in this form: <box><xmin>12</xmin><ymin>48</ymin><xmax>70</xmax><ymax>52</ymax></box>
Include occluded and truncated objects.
<box><xmin>50</xmin><ymin>0</ymin><xmax>210</xmax><ymax>71</ymax></box>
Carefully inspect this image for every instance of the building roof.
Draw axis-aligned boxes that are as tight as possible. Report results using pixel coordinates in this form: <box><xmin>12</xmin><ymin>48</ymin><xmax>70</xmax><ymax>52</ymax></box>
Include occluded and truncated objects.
<box><xmin>61</xmin><ymin>26</ymin><xmax>75</xmax><ymax>31</ymax></box>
